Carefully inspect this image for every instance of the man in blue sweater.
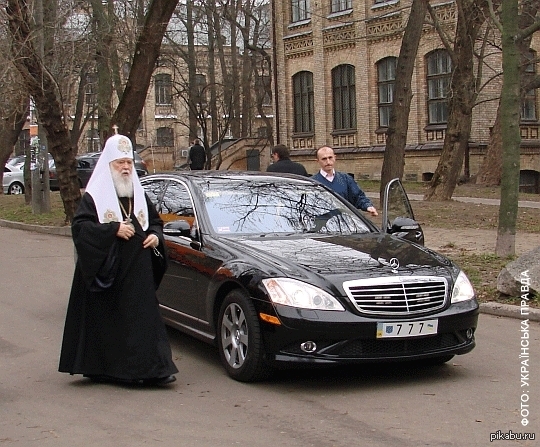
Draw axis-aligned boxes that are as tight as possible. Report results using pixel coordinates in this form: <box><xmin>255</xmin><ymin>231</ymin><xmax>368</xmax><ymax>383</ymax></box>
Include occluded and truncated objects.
<box><xmin>312</xmin><ymin>146</ymin><xmax>378</xmax><ymax>217</ymax></box>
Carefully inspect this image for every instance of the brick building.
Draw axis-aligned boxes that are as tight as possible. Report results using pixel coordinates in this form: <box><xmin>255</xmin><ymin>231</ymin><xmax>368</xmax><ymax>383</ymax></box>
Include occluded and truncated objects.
<box><xmin>271</xmin><ymin>0</ymin><xmax>540</xmax><ymax>189</ymax></box>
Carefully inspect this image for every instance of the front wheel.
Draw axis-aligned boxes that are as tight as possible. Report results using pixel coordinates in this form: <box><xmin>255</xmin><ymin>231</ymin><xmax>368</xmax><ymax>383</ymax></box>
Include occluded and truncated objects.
<box><xmin>8</xmin><ymin>182</ymin><xmax>24</xmax><ymax>195</ymax></box>
<box><xmin>217</xmin><ymin>290</ymin><xmax>271</xmax><ymax>382</ymax></box>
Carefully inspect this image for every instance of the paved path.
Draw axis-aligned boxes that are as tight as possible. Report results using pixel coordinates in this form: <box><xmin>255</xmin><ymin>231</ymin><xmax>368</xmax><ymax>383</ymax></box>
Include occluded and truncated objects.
<box><xmin>366</xmin><ymin>192</ymin><xmax>540</xmax><ymax>209</ymax></box>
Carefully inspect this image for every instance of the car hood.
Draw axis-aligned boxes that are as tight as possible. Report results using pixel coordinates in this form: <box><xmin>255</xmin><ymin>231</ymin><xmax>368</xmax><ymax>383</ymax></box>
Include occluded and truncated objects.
<box><xmin>226</xmin><ymin>233</ymin><xmax>453</xmax><ymax>283</ymax></box>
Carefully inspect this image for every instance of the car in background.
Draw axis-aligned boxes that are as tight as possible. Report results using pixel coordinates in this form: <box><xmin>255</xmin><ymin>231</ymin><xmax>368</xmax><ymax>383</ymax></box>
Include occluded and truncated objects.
<box><xmin>76</xmin><ymin>152</ymin><xmax>148</xmax><ymax>187</ymax></box>
<box><xmin>38</xmin><ymin>152</ymin><xmax>149</xmax><ymax>189</ymax></box>
<box><xmin>140</xmin><ymin>172</ymin><xmax>479</xmax><ymax>382</ymax></box>
<box><xmin>3</xmin><ymin>164</ymin><xmax>24</xmax><ymax>195</ymax></box>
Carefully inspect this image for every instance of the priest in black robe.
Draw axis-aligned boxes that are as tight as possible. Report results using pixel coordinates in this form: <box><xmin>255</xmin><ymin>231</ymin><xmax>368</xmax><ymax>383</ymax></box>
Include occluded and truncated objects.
<box><xmin>59</xmin><ymin>134</ymin><xmax>178</xmax><ymax>386</ymax></box>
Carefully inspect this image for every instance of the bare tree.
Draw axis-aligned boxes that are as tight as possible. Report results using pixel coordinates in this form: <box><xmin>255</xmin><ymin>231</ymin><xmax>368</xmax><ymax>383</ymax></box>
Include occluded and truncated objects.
<box><xmin>495</xmin><ymin>0</ymin><xmax>540</xmax><ymax>256</ymax></box>
<box><xmin>424</xmin><ymin>0</ymin><xmax>490</xmax><ymax>201</ymax></box>
<box><xmin>476</xmin><ymin>0</ymin><xmax>540</xmax><ymax>186</ymax></box>
<box><xmin>111</xmin><ymin>0</ymin><xmax>180</xmax><ymax>142</ymax></box>
<box><xmin>6</xmin><ymin>0</ymin><xmax>81</xmax><ymax>220</ymax></box>
<box><xmin>379</xmin><ymin>0</ymin><xmax>427</xmax><ymax>204</ymax></box>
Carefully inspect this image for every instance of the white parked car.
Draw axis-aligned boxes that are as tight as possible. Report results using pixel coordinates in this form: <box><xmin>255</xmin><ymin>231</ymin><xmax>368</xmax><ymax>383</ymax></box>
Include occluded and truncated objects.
<box><xmin>3</xmin><ymin>164</ymin><xmax>25</xmax><ymax>195</ymax></box>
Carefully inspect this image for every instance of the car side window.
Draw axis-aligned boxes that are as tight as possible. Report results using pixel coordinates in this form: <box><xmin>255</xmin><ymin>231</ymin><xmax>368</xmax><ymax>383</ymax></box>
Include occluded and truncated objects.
<box><xmin>143</xmin><ymin>179</ymin><xmax>168</xmax><ymax>212</ymax></box>
<box><xmin>161</xmin><ymin>181</ymin><xmax>195</xmax><ymax>224</ymax></box>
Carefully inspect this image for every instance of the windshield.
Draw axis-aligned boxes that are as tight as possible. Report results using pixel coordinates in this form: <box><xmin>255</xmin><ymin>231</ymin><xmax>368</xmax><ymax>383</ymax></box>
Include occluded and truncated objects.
<box><xmin>197</xmin><ymin>178</ymin><xmax>371</xmax><ymax>236</ymax></box>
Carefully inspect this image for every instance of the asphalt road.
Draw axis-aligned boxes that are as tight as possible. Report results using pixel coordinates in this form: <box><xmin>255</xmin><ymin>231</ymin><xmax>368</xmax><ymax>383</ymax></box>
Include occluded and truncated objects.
<box><xmin>0</xmin><ymin>227</ymin><xmax>538</xmax><ymax>447</ymax></box>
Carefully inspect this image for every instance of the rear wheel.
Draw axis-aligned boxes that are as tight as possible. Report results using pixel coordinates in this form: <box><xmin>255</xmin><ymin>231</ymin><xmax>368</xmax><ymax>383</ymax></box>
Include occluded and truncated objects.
<box><xmin>8</xmin><ymin>182</ymin><xmax>24</xmax><ymax>195</ymax></box>
<box><xmin>217</xmin><ymin>290</ymin><xmax>271</xmax><ymax>382</ymax></box>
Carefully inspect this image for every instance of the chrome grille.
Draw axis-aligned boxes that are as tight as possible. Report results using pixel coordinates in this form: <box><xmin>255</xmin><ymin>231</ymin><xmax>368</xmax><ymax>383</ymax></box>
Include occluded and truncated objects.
<box><xmin>343</xmin><ymin>276</ymin><xmax>448</xmax><ymax>316</ymax></box>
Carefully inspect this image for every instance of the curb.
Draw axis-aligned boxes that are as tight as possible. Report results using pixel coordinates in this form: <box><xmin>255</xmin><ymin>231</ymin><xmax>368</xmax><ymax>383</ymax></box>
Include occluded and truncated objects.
<box><xmin>0</xmin><ymin>218</ymin><xmax>71</xmax><ymax>237</ymax></box>
<box><xmin>480</xmin><ymin>302</ymin><xmax>540</xmax><ymax>322</ymax></box>
<box><xmin>1</xmin><ymin>218</ymin><xmax>537</xmax><ymax>321</ymax></box>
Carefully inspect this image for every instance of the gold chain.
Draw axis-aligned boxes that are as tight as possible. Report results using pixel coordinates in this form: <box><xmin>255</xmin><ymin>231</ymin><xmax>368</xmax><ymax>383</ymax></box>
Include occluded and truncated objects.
<box><xmin>118</xmin><ymin>198</ymin><xmax>132</xmax><ymax>221</ymax></box>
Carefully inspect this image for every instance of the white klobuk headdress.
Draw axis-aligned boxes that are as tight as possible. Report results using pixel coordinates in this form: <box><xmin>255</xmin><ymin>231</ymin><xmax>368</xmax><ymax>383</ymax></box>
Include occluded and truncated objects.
<box><xmin>85</xmin><ymin>134</ymin><xmax>149</xmax><ymax>230</ymax></box>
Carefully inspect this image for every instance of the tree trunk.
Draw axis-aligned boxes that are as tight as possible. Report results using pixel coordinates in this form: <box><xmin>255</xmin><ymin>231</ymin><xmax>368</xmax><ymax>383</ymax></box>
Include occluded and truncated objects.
<box><xmin>7</xmin><ymin>0</ymin><xmax>80</xmax><ymax>222</ymax></box>
<box><xmin>186</xmin><ymin>0</ymin><xmax>198</xmax><ymax>142</ymax></box>
<box><xmin>91</xmin><ymin>0</ymin><xmax>114</xmax><ymax>144</ymax></box>
<box><xmin>111</xmin><ymin>0</ymin><xmax>180</xmax><ymax>141</ymax></box>
<box><xmin>475</xmin><ymin>108</ymin><xmax>502</xmax><ymax>186</ymax></box>
<box><xmin>496</xmin><ymin>0</ymin><xmax>521</xmax><ymax>257</ymax></box>
<box><xmin>475</xmin><ymin>1</ymin><xmax>539</xmax><ymax>187</ymax></box>
<box><xmin>0</xmin><ymin>98</ymin><xmax>29</xmax><ymax>194</ymax></box>
<box><xmin>424</xmin><ymin>0</ymin><xmax>488</xmax><ymax>201</ymax></box>
<box><xmin>379</xmin><ymin>0</ymin><xmax>427</xmax><ymax>203</ymax></box>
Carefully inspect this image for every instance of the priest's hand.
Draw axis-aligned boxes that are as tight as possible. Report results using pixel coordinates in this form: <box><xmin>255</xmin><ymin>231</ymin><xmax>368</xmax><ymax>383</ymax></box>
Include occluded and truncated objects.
<box><xmin>117</xmin><ymin>222</ymin><xmax>135</xmax><ymax>240</ymax></box>
<box><xmin>143</xmin><ymin>233</ymin><xmax>159</xmax><ymax>249</ymax></box>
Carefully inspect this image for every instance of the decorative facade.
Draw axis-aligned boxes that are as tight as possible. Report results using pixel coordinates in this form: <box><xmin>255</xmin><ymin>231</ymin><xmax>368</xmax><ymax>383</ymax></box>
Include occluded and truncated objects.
<box><xmin>272</xmin><ymin>0</ymin><xmax>540</xmax><ymax>188</ymax></box>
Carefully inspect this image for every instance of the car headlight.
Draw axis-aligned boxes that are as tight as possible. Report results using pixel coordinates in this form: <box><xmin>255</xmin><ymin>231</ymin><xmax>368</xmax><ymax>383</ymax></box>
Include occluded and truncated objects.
<box><xmin>451</xmin><ymin>271</ymin><xmax>475</xmax><ymax>303</ymax></box>
<box><xmin>262</xmin><ymin>278</ymin><xmax>345</xmax><ymax>311</ymax></box>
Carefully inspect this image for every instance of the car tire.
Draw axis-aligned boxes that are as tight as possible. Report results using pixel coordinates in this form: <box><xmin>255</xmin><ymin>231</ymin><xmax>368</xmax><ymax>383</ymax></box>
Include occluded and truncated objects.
<box><xmin>8</xmin><ymin>182</ymin><xmax>24</xmax><ymax>195</ymax></box>
<box><xmin>217</xmin><ymin>290</ymin><xmax>271</xmax><ymax>382</ymax></box>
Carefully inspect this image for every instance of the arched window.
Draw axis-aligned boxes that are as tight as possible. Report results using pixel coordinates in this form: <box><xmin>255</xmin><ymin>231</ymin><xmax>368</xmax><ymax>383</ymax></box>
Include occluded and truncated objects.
<box><xmin>426</xmin><ymin>50</ymin><xmax>452</xmax><ymax>124</ymax></box>
<box><xmin>293</xmin><ymin>71</ymin><xmax>314</xmax><ymax>133</ymax></box>
<box><xmin>155</xmin><ymin>74</ymin><xmax>172</xmax><ymax>106</ymax></box>
<box><xmin>332</xmin><ymin>65</ymin><xmax>356</xmax><ymax>130</ymax></box>
<box><xmin>377</xmin><ymin>57</ymin><xmax>397</xmax><ymax>128</ymax></box>
<box><xmin>157</xmin><ymin>127</ymin><xmax>174</xmax><ymax>147</ymax></box>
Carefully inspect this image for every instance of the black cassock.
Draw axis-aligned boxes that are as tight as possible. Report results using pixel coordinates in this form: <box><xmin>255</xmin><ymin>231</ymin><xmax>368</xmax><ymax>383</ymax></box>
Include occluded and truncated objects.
<box><xmin>59</xmin><ymin>193</ymin><xmax>178</xmax><ymax>381</ymax></box>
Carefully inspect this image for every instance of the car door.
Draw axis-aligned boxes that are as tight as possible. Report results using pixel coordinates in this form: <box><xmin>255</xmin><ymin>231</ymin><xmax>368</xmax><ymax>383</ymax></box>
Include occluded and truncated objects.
<box><xmin>152</xmin><ymin>179</ymin><xmax>208</xmax><ymax>321</ymax></box>
<box><xmin>381</xmin><ymin>178</ymin><xmax>424</xmax><ymax>245</ymax></box>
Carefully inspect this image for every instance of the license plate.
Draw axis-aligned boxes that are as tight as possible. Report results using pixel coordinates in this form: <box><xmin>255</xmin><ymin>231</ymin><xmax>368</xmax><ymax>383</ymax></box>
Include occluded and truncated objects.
<box><xmin>376</xmin><ymin>319</ymin><xmax>438</xmax><ymax>338</ymax></box>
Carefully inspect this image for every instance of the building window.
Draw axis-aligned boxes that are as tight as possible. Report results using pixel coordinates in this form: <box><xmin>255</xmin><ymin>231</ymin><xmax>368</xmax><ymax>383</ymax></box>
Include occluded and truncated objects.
<box><xmin>293</xmin><ymin>71</ymin><xmax>314</xmax><ymax>133</ymax></box>
<box><xmin>521</xmin><ymin>51</ymin><xmax>537</xmax><ymax>121</ymax></box>
<box><xmin>155</xmin><ymin>74</ymin><xmax>172</xmax><ymax>106</ymax></box>
<box><xmin>291</xmin><ymin>0</ymin><xmax>311</xmax><ymax>23</ymax></box>
<box><xmin>256</xmin><ymin>74</ymin><xmax>272</xmax><ymax>106</ymax></box>
<box><xmin>377</xmin><ymin>57</ymin><xmax>397</xmax><ymax>128</ymax></box>
<box><xmin>86</xmin><ymin>129</ymin><xmax>100</xmax><ymax>152</ymax></box>
<box><xmin>426</xmin><ymin>50</ymin><xmax>452</xmax><ymax>124</ymax></box>
<box><xmin>195</xmin><ymin>73</ymin><xmax>207</xmax><ymax>106</ymax></box>
<box><xmin>157</xmin><ymin>127</ymin><xmax>174</xmax><ymax>147</ymax></box>
<box><xmin>332</xmin><ymin>65</ymin><xmax>356</xmax><ymax>130</ymax></box>
<box><xmin>331</xmin><ymin>0</ymin><xmax>352</xmax><ymax>13</ymax></box>
<box><xmin>85</xmin><ymin>72</ymin><xmax>97</xmax><ymax>106</ymax></box>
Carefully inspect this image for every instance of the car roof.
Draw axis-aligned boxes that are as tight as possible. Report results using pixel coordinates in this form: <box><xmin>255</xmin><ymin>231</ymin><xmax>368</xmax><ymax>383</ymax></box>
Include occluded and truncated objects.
<box><xmin>143</xmin><ymin>170</ymin><xmax>315</xmax><ymax>184</ymax></box>
<box><xmin>77</xmin><ymin>151</ymin><xmax>143</xmax><ymax>160</ymax></box>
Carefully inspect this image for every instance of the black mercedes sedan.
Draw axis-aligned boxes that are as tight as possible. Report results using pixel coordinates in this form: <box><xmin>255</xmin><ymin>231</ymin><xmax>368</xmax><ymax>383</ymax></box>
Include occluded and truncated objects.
<box><xmin>141</xmin><ymin>172</ymin><xmax>478</xmax><ymax>382</ymax></box>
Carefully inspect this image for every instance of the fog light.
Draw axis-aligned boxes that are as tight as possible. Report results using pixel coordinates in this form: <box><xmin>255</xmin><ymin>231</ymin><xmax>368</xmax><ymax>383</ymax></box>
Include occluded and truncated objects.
<box><xmin>300</xmin><ymin>341</ymin><xmax>317</xmax><ymax>353</ymax></box>
<box><xmin>466</xmin><ymin>328</ymin><xmax>474</xmax><ymax>339</ymax></box>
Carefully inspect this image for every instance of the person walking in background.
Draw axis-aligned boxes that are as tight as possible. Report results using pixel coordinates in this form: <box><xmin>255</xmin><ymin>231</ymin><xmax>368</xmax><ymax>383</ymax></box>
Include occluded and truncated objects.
<box><xmin>312</xmin><ymin>145</ymin><xmax>378</xmax><ymax>216</ymax></box>
<box><xmin>188</xmin><ymin>138</ymin><xmax>206</xmax><ymax>170</ymax></box>
<box><xmin>59</xmin><ymin>133</ymin><xmax>178</xmax><ymax>386</ymax></box>
<box><xmin>266</xmin><ymin>144</ymin><xmax>309</xmax><ymax>176</ymax></box>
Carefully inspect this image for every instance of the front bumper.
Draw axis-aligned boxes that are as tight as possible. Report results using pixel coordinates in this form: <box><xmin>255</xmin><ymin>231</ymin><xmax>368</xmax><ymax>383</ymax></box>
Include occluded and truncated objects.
<box><xmin>255</xmin><ymin>299</ymin><xmax>479</xmax><ymax>365</ymax></box>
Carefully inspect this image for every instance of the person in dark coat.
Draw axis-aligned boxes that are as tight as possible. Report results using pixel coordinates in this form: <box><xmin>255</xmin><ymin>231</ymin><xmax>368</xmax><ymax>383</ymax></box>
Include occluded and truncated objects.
<box><xmin>59</xmin><ymin>134</ymin><xmax>178</xmax><ymax>386</ymax></box>
<box><xmin>188</xmin><ymin>138</ymin><xmax>206</xmax><ymax>170</ymax></box>
<box><xmin>312</xmin><ymin>145</ymin><xmax>378</xmax><ymax>216</ymax></box>
<box><xmin>266</xmin><ymin>144</ymin><xmax>309</xmax><ymax>176</ymax></box>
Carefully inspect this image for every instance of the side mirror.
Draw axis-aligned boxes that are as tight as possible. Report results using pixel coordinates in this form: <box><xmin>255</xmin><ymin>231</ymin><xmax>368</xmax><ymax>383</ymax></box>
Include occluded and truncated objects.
<box><xmin>382</xmin><ymin>178</ymin><xmax>425</xmax><ymax>246</ymax></box>
<box><xmin>388</xmin><ymin>216</ymin><xmax>424</xmax><ymax>245</ymax></box>
<box><xmin>163</xmin><ymin>220</ymin><xmax>191</xmax><ymax>238</ymax></box>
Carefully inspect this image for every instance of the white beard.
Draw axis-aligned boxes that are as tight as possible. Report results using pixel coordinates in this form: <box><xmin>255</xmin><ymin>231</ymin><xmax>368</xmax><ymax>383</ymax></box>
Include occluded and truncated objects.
<box><xmin>111</xmin><ymin>168</ymin><xmax>134</xmax><ymax>198</ymax></box>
